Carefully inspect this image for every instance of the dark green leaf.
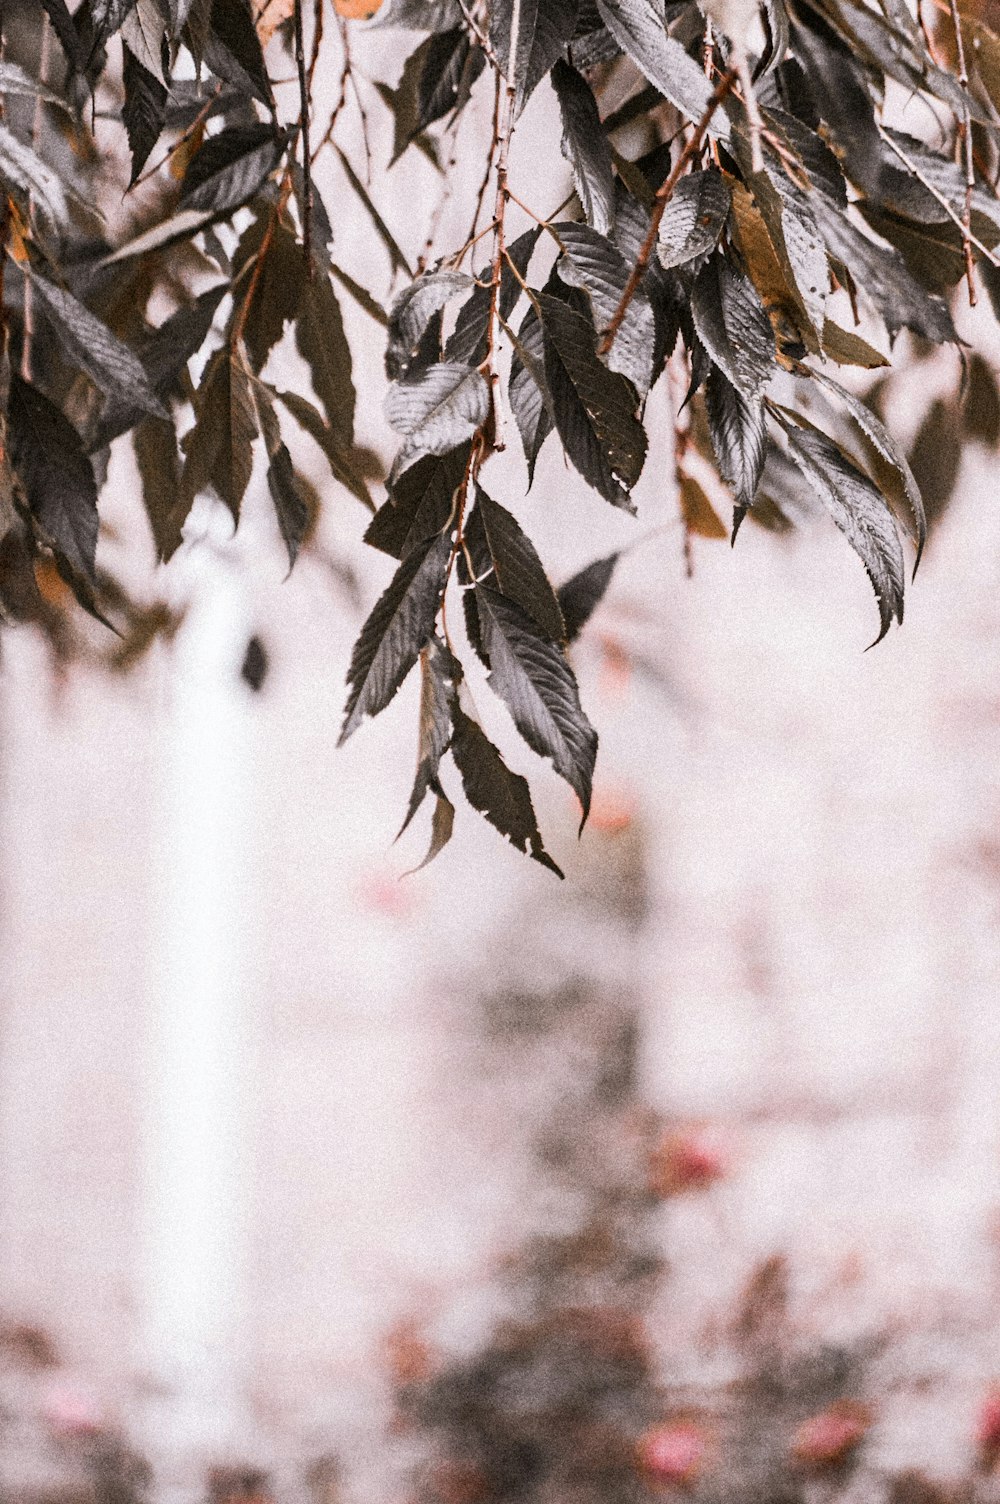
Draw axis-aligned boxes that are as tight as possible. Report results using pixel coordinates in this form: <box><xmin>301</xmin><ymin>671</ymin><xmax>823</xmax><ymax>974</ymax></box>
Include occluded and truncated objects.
<box><xmin>180</xmin><ymin>123</ymin><xmax>285</xmax><ymax>216</ymax></box>
<box><xmin>508</xmin><ymin>303</ymin><xmax>554</xmax><ymax>483</ymax></box>
<box><xmin>122</xmin><ymin>44</ymin><xmax>168</xmax><ymax>185</ymax></box>
<box><xmin>476</xmin><ymin>582</ymin><xmax>597</xmax><ymax>820</ymax></box>
<box><xmin>140</xmin><ymin>284</ymin><xmax>228</xmax><ymax>396</ymax></box>
<box><xmin>275</xmin><ymin>389</ymin><xmax>372</xmax><ymax>509</ymax></box>
<box><xmin>657</xmin><ymin>171</ymin><xmax>731</xmax><ymax>270</ymax></box>
<box><xmin>255</xmin><ymin>382</ymin><xmax>309</xmax><ymax>568</ymax></box>
<box><xmin>204</xmin><ymin>0</ymin><xmax>274</xmax><ymax>109</ymax></box>
<box><xmin>400</xmin><ymin>634</ymin><xmax>460</xmax><ymax>832</ymax></box>
<box><xmin>815</xmin><ymin>199</ymin><xmax>956</xmax><ymax>344</ymax></box>
<box><xmin>295</xmin><ymin>270</ymin><xmax>355</xmax><ymax>451</ymax></box>
<box><xmin>365</xmin><ymin>444</ymin><xmax>468</xmax><ymax>559</ymax></box>
<box><xmin>551</xmin><ymin>59</ymin><xmax>615</xmax><ymax>236</ymax></box>
<box><xmin>235</xmin><ymin>215</ymin><xmax>306</xmax><ymax>374</ymax></box>
<box><xmin>39</xmin><ymin>0</ymin><xmax>87</xmax><ymax>71</ymax></box>
<box><xmin>595</xmin><ymin>0</ymin><xmax>731</xmax><ymax>138</ymax></box>
<box><xmin>386</xmin><ymin>362</ymin><xmax>490</xmax><ymax>471</ymax></box>
<box><xmin>179</xmin><ymin>348</ymin><xmax>258</xmax><ymax>524</ymax></box>
<box><xmin>414</xmin><ymin>28</ymin><xmax>486</xmax><ymax>139</ymax></box>
<box><xmin>340</xmin><ymin>533</ymin><xmax>452</xmax><ymax>742</ymax></box>
<box><xmin>556</xmin><ymin>221</ymin><xmax>656</xmax><ymax>394</ymax></box>
<box><xmin>450</xmin><ymin>706</ymin><xmax>563</xmax><ymax>876</ymax></box>
<box><xmin>134</xmin><ymin>416</ymin><xmax>185</xmax><ymax>562</ymax></box>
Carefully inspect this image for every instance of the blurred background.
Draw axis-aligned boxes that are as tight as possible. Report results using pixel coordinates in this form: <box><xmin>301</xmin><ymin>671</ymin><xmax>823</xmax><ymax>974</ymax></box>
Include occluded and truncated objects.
<box><xmin>3</xmin><ymin>11</ymin><xmax>1000</xmax><ymax>1504</ymax></box>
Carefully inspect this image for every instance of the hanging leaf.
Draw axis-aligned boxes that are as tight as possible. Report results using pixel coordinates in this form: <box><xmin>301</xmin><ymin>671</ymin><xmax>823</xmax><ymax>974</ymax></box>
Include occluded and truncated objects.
<box><xmin>294</xmin><ymin>270</ymin><xmax>356</xmax><ymax>452</ymax></box>
<box><xmin>179</xmin><ymin>347</ymin><xmax>259</xmax><ymax>524</ymax></box>
<box><xmin>508</xmin><ymin>304</ymin><xmax>555</xmax><ymax>484</ymax></box>
<box><xmin>413</xmin><ymin>28</ymin><xmax>486</xmax><ymax>139</ymax></box>
<box><xmin>180</xmin><ymin>122</ymin><xmax>286</xmax><ymax>216</ymax></box>
<box><xmin>122</xmin><ymin>44</ymin><xmax>169</xmax><ymax>186</ymax></box>
<box><xmin>365</xmin><ymin>444</ymin><xmax>469</xmax><ymax>559</ymax></box>
<box><xmin>539</xmin><ymin>292</ymin><xmax>647</xmax><ymax>508</ymax></box>
<box><xmin>26</xmin><ymin>268</ymin><xmax>167</xmax><ymax>422</ymax></box>
<box><xmin>595</xmin><ymin>0</ymin><xmax>731</xmax><ymax>138</ymax></box>
<box><xmin>704</xmin><ymin>365</ymin><xmax>767</xmax><ymax>510</ymax></box>
<box><xmin>254</xmin><ymin>381</ymin><xmax>310</xmax><ymax>567</ymax></box>
<box><xmin>38</xmin><ymin>0</ymin><xmax>87</xmax><ymax>71</ymax></box>
<box><xmin>234</xmin><ymin>214</ymin><xmax>307</xmax><ymax>374</ymax></box>
<box><xmin>691</xmin><ymin>255</ymin><xmax>775</xmax><ymax>404</ymax></box>
<box><xmin>8</xmin><ymin>377</ymin><xmax>99</xmax><ymax>585</ymax></box>
<box><xmin>779</xmin><ymin>411</ymin><xmax>905</xmax><ymax>643</ymax></box>
<box><xmin>680</xmin><ymin>472</ymin><xmax>728</xmax><ymax>538</ymax></box>
<box><xmin>403</xmin><ymin>791</ymin><xmax>456</xmax><ymax>873</ymax></box>
<box><xmin>475</xmin><ymin>582</ymin><xmax>598</xmax><ymax>821</ymax></box>
<box><xmin>386</xmin><ymin>362</ymin><xmax>490</xmax><ymax>471</ymax></box>
<box><xmin>491</xmin><ymin>0</ymin><xmax>581</xmax><ymax>116</ymax></box>
<box><xmin>657</xmin><ymin>171</ymin><xmax>731</xmax><ymax>271</ymax></box>
<box><xmin>340</xmin><ymin>533</ymin><xmax>452</xmax><ymax>742</ymax></box>
<box><xmin>815</xmin><ymin>199</ymin><xmax>955</xmax><ymax>344</ymax></box>
<box><xmin>276</xmin><ymin>390</ymin><xmax>373</xmax><ymax>509</ymax></box>
<box><xmin>450</xmin><ymin>706</ymin><xmax>564</xmax><ymax>876</ymax></box>
<box><xmin>134</xmin><ymin>416</ymin><xmax>185</xmax><ymax>561</ymax></box>
<box><xmin>551</xmin><ymin>59</ymin><xmax>616</xmax><ymax>237</ymax></box>
<box><xmin>400</xmin><ymin>634</ymin><xmax>460</xmax><ymax>832</ymax></box>
<box><xmin>471</xmin><ymin>487</ymin><xmax>565</xmax><ymax>642</ymax></box>
<box><xmin>387</xmin><ymin>269</ymin><xmax>475</xmax><ymax>380</ymax></box>
<box><xmin>204</xmin><ymin>0</ymin><xmax>275</xmax><ymax>109</ymax></box>
<box><xmin>0</xmin><ymin>123</ymin><xmax>70</xmax><ymax>233</ymax></box>
<box><xmin>555</xmin><ymin>221</ymin><xmax>656</xmax><ymax>394</ymax></box>
<box><xmin>557</xmin><ymin>552</ymin><xmax>619</xmax><ymax>642</ymax></box>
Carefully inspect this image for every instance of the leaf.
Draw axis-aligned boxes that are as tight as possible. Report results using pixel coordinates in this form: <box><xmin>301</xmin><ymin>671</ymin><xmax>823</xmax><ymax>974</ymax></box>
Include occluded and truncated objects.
<box><xmin>180</xmin><ymin>348</ymin><xmax>259</xmax><ymax>524</ymax></box>
<box><xmin>122</xmin><ymin>44</ymin><xmax>168</xmax><ymax>185</ymax></box>
<box><xmin>400</xmin><ymin>634</ymin><xmax>460</xmax><ymax>832</ymax></box>
<box><xmin>810</xmin><ymin>367</ymin><xmax>925</xmax><ymax>565</ymax></box>
<box><xmin>331</xmin><ymin>264</ymin><xmax>389</xmax><ymax>327</ymax></box>
<box><xmin>365</xmin><ymin>444</ymin><xmax>468</xmax><ymax>558</ymax></box>
<box><xmin>0</xmin><ymin>60</ymin><xmax>73</xmax><ymax>110</ymax></box>
<box><xmin>691</xmin><ymin>254</ymin><xmax>775</xmax><ymax>403</ymax></box>
<box><xmin>551</xmin><ymin>59</ymin><xmax>615</xmax><ymax>236</ymax></box>
<box><xmin>815</xmin><ymin>199</ymin><xmax>956</xmax><ymax>344</ymax></box>
<box><xmin>204</xmin><ymin>0</ymin><xmax>275</xmax><ymax>109</ymax></box>
<box><xmin>557</xmin><ymin>552</ymin><xmax>619</xmax><ymax>642</ymax></box>
<box><xmin>276</xmin><ymin>390</ymin><xmax>372</xmax><ymax>509</ymax></box>
<box><xmin>472</xmin><ymin>488</ymin><xmax>565</xmax><ymax>642</ymax></box>
<box><xmin>134</xmin><ymin>416</ymin><xmax>185</xmax><ymax>561</ymax></box>
<box><xmin>370</xmin><ymin>0</ymin><xmax>461</xmax><ymax>27</ymax></box>
<box><xmin>387</xmin><ymin>269</ymin><xmax>475</xmax><ymax>379</ymax></box>
<box><xmin>539</xmin><ymin>291</ymin><xmax>647</xmax><ymax>508</ymax></box>
<box><xmin>254</xmin><ymin>382</ymin><xmax>310</xmax><ymax>567</ymax></box>
<box><xmin>704</xmin><ymin>365</ymin><xmax>767</xmax><ymax>509</ymax></box>
<box><xmin>413</xmin><ymin>28</ymin><xmax>486</xmax><ymax>138</ymax></box>
<box><xmin>8</xmin><ymin>377</ymin><xmax>99</xmax><ymax>585</ymax></box>
<box><xmin>490</xmin><ymin>0</ymin><xmax>580</xmax><ymax>116</ymax></box>
<box><xmin>680</xmin><ymin>472</ymin><xmax>727</xmax><ymax>538</ymax></box>
<box><xmin>445</xmin><ymin>226</ymin><xmax>540</xmax><ymax>365</ymax></box>
<box><xmin>475</xmin><ymin>582</ymin><xmax>597</xmax><ymax>820</ymax></box>
<box><xmin>963</xmin><ymin>353</ymin><xmax>1000</xmax><ymax>447</ymax></box>
<box><xmin>235</xmin><ymin>214</ymin><xmax>306</xmax><ymax>374</ymax></box>
<box><xmin>339</xmin><ymin>533</ymin><xmax>452</xmax><ymax>742</ymax></box>
<box><xmin>386</xmin><ymin>362</ymin><xmax>490</xmax><ymax>471</ymax></box>
<box><xmin>140</xmin><ymin>284</ymin><xmax>228</xmax><ymax>395</ymax></box>
<box><xmin>657</xmin><ymin>171</ymin><xmax>731</xmax><ymax>270</ymax></box>
<box><xmin>121</xmin><ymin>0</ymin><xmax>168</xmax><ymax>81</ymax></box>
<box><xmin>26</xmin><ymin>268</ymin><xmax>167</xmax><ymax>421</ymax></box>
<box><xmin>595</xmin><ymin>0</ymin><xmax>731</xmax><ymax>139</ymax></box>
<box><xmin>780</xmin><ymin>412</ymin><xmax>905</xmax><ymax>644</ymax></box>
<box><xmin>555</xmin><ymin>221</ymin><xmax>656</xmax><ymax>394</ymax></box>
<box><xmin>820</xmin><ymin>319</ymin><xmax>889</xmax><ymax>370</ymax></box>
<box><xmin>403</xmin><ymin>792</ymin><xmax>456</xmax><ymax>874</ymax></box>
<box><xmin>294</xmin><ymin>270</ymin><xmax>356</xmax><ymax>453</ymax></box>
<box><xmin>38</xmin><ymin>0</ymin><xmax>87</xmax><ymax>71</ymax></box>
<box><xmin>180</xmin><ymin>123</ymin><xmax>286</xmax><ymax>216</ymax></box>
<box><xmin>507</xmin><ymin>303</ymin><xmax>554</xmax><ymax>483</ymax></box>
<box><xmin>450</xmin><ymin>706</ymin><xmax>563</xmax><ymax>876</ymax></box>
<box><xmin>90</xmin><ymin>0</ymin><xmax>139</xmax><ymax>48</ymax></box>
<box><xmin>0</xmin><ymin>122</ymin><xmax>70</xmax><ymax>233</ymax></box>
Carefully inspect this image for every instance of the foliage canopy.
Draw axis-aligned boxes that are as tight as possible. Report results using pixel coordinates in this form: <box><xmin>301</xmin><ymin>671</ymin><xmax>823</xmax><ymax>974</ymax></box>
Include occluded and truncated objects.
<box><xmin>1</xmin><ymin>0</ymin><xmax>998</xmax><ymax>868</ymax></box>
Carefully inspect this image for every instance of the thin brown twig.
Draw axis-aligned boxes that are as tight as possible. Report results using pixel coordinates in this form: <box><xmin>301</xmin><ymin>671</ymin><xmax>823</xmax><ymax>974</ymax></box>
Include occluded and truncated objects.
<box><xmin>948</xmin><ymin>0</ymin><xmax>978</xmax><ymax>303</ymax></box>
<box><xmin>293</xmin><ymin>0</ymin><xmax>314</xmax><ymax>276</ymax></box>
<box><xmin>599</xmin><ymin>68</ymin><xmax>737</xmax><ymax>357</ymax></box>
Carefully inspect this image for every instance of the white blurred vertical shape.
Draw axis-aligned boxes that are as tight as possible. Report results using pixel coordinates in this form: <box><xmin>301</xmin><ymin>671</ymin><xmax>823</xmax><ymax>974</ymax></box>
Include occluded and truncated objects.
<box><xmin>140</xmin><ymin>544</ymin><xmax>259</xmax><ymax>1496</ymax></box>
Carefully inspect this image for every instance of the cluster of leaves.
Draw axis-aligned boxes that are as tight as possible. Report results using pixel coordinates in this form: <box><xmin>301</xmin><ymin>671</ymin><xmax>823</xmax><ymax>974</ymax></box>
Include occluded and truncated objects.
<box><xmin>1</xmin><ymin>0</ymin><xmax>1000</xmax><ymax>867</ymax></box>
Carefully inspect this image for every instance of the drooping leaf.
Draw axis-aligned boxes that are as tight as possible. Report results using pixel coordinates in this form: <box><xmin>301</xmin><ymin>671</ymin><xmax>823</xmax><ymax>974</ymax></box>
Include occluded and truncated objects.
<box><xmin>122</xmin><ymin>43</ymin><xmax>169</xmax><ymax>186</ymax></box>
<box><xmin>445</xmin><ymin>226</ymin><xmax>540</xmax><ymax>366</ymax></box>
<box><xmin>704</xmin><ymin>365</ymin><xmax>767</xmax><ymax>510</ymax></box>
<box><xmin>472</xmin><ymin>488</ymin><xmax>565</xmax><ymax>642</ymax></box>
<box><xmin>254</xmin><ymin>381</ymin><xmax>310</xmax><ymax>568</ymax></box>
<box><xmin>450</xmin><ymin>706</ymin><xmax>563</xmax><ymax>875</ymax></box>
<box><xmin>386</xmin><ymin>362</ymin><xmax>490</xmax><ymax>471</ymax></box>
<box><xmin>179</xmin><ymin>347</ymin><xmax>259</xmax><ymax>525</ymax></box>
<box><xmin>491</xmin><ymin>0</ymin><xmax>580</xmax><ymax>116</ymax></box>
<box><xmin>204</xmin><ymin>0</ymin><xmax>275</xmax><ymax>109</ymax></box>
<box><xmin>140</xmin><ymin>284</ymin><xmax>228</xmax><ymax>396</ymax></box>
<box><xmin>39</xmin><ymin>0</ymin><xmax>87</xmax><ymax>71</ymax></box>
<box><xmin>539</xmin><ymin>291</ymin><xmax>647</xmax><ymax>508</ymax></box>
<box><xmin>809</xmin><ymin>367</ymin><xmax>925</xmax><ymax>565</ymax></box>
<box><xmin>365</xmin><ymin>444</ymin><xmax>469</xmax><ymax>559</ymax></box>
<box><xmin>234</xmin><ymin>214</ymin><xmax>307</xmax><ymax>374</ymax></box>
<box><xmin>779</xmin><ymin>411</ymin><xmax>905</xmax><ymax>643</ymax></box>
<box><xmin>691</xmin><ymin>254</ymin><xmax>775</xmax><ymax>404</ymax></box>
<box><xmin>26</xmin><ymin>268</ymin><xmax>167</xmax><ymax>421</ymax></box>
<box><xmin>400</xmin><ymin>634</ymin><xmax>460</xmax><ymax>832</ymax></box>
<box><xmin>551</xmin><ymin>59</ymin><xmax>615</xmax><ymax>237</ymax></box>
<box><xmin>507</xmin><ymin>304</ymin><xmax>555</xmax><ymax>484</ymax></box>
<box><xmin>180</xmin><ymin>123</ymin><xmax>286</xmax><ymax>216</ymax></box>
<box><xmin>555</xmin><ymin>221</ymin><xmax>656</xmax><ymax>394</ymax></box>
<box><xmin>120</xmin><ymin>0</ymin><xmax>168</xmax><ymax>81</ymax></box>
<box><xmin>90</xmin><ymin>0</ymin><xmax>138</xmax><ymax>48</ymax></box>
<box><xmin>295</xmin><ymin>270</ymin><xmax>355</xmax><ymax>452</ymax></box>
<box><xmin>413</xmin><ymin>28</ymin><xmax>486</xmax><ymax>140</ymax></box>
<box><xmin>680</xmin><ymin>472</ymin><xmax>728</xmax><ymax>538</ymax></box>
<box><xmin>403</xmin><ymin>791</ymin><xmax>456</xmax><ymax>874</ymax></box>
<box><xmin>0</xmin><ymin>123</ymin><xmax>70</xmax><ymax>233</ymax></box>
<box><xmin>815</xmin><ymin>199</ymin><xmax>956</xmax><ymax>344</ymax></box>
<box><xmin>8</xmin><ymin>377</ymin><xmax>99</xmax><ymax>585</ymax></box>
<box><xmin>339</xmin><ymin>533</ymin><xmax>452</xmax><ymax>742</ymax></box>
<box><xmin>275</xmin><ymin>390</ymin><xmax>372</xmax><ymax>509</ymax></box>
<box><xmin>387</xmin><ymin>270</ymin><xmax>475</xmax><ymax>380</ymax></box>
<box><xmin>595</xmin><ymin>0</ymin><xmax>731</xmax><ymax>138</ymax></box>
<box><xmin>557</xmin><ymin>552</ymin><xmax>619</xmax><ymax>642</ymax></box>
<box><xmin>657</xmin><ymin>171</ymin><xmax>731</xmax><ymax>270</ymax></box>
<box><xmin>134</xmin><ymin>416</ymin><xmax>185</xmax><ymax>561</ymax></box>
<box><xmin>475</xmin><ymin>582</ymin><xmax>598</xmax><ymax>820</ymax></box>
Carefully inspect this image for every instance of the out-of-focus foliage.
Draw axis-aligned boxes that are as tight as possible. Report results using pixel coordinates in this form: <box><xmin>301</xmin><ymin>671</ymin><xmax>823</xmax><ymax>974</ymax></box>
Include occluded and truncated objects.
<box><xmin>1</xmin><ymin>0</ymin><xmax>998</xmax><ymax>863</ymax></box>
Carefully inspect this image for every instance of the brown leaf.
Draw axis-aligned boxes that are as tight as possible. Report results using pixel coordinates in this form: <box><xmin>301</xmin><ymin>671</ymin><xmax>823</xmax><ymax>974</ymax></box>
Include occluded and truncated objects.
<box><xmin>254</xmin><ymin>0</ymin><xmax>294</xmax><ymax>47</ymax></box>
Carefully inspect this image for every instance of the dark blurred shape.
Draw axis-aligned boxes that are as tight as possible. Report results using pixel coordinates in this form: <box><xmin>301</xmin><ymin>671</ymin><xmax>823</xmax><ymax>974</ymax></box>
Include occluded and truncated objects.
<box><xmin>240</xmin><ymin>636</ymin><xmax>269</xmax><ymax>693</ymax></box>
<box><xmin>790</xmin><ymin>1401</ymin><xmax>871</xmax><ymax>1470</ymax></box>
<box><xmin>907</xmin><ymin>399</ymin><xmax>961</xmax><ymax>532</ymax></box>
<box><xmin>963</xmin><ymin>355</ymin><xmax>1000</xmax><ymax>448</ymax></box>
<box><xmin>207</xmin><ymin>1466</ymin><xmax>272</xmax><ymax>1504</ymax></box>
<box><xmin>0</xmin><ymin>1319</ymin><xmax>59</xmax><ymax>1369</ymax></box>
